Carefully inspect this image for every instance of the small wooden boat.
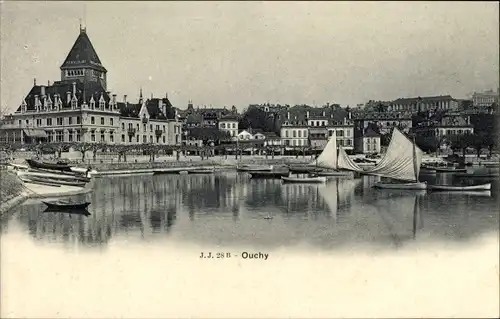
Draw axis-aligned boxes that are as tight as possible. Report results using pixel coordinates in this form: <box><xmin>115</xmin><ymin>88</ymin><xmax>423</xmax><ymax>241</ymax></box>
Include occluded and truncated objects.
<box><xmin>455</xmin><ymin>172</ymin><xmax>500</xmax><ymax>178</ymax></box>
<box><xmin>427</xmin><ymin>183</ymin><xmax>492</xmax><ymax>191</ymax></box>
<box><xmin>188</xmin><ymin>168</ymin><xmax>215</xmax><ymax>174</ymax></box>
<box><xmin>42</xmin><ymin>200</ymin><xmax>91</xmax><ymax>210</ymax></box>
<box><xmin>26</xmin><ymin>159</ymin><xmax>72</xmax><ymax>172</ymax></box>
<box><xmin>236</xmin><ymin>165</ymin><xmax>273</xmax><ymax>172</ymax></box>
<box><xmin>249</xmin><ymin>171</ymin><xmax>289</xmax><ymax>179</ymax></box>
<box><xmin>23</xmin><ymin>170</ymin><xmax>91</xmax><ymax>182</ymax></box>
<box><xmin>432</xmin><ymin>166</ymin><xmax>467</xmax><ymax>173</ymax></box>
<box><xmin>281</xmin><ymin>176</ymin><xmax>326</xmax><ymax>183</ymax></box>
<box><xmin>288</xmin><ymin>166</ymin><xmax>323</xmax><ymax>174</ymax></box>
<box><xmin>18</xmin><ymin>176</ymin><xmax>63</xmax><ymax>187</ymax></box>
<box><xmin>373</xmin><ymin>181</ymin><xmax>428</xmax><ymax>190</ymax></box>
<box><xmin>23</xmin><ymin>175</ymin><xmax>87</xmax><ymax>187</ymax></box>
<box><xmin>316</xmin><ymin>170</ymin><xmax>353</xmax><ymax>177</ymax></box>
<box><xmin>429</xmin><ymin>191</ymin><xmax>491</xmax><ymax>197</ymax></box>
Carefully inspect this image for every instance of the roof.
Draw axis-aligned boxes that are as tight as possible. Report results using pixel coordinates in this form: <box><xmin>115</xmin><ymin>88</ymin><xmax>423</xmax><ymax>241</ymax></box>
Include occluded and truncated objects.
<box><xmin>61</xmin><ymin>29</ymin><xmax>107</xmax><ymax>72</ymax></box>
<box><xmin>392</xmin><ymin>95</ymin><xmax>455</xmax><ymax>105</ymax></box>
<box><xmin>145</xmin><ymin>98</ymin><xmax>173</xmax><ymax>120</ymax></box>
<box><xmin>16</xmin><ymin>80</ymin><xmax>110</xmax><ymax>112</ymax></box>
<box><xmin>185</xmin><ymin>113</ymin><xmax>203</xmax><ymax>124</ymax></box>
<box><xmin>362</xmin><ymin>128</ymin><xmax>380</xmax><ymax>138</ymax></box>
<box><xmin>262</xmin><ymin>132</ymin><xmax>279</xmax><ymax>139</ymax></box>
<box><xmin>219</xmin><ymin>114</ymin><xmax>239</xmax><ymax>121</ymax></box>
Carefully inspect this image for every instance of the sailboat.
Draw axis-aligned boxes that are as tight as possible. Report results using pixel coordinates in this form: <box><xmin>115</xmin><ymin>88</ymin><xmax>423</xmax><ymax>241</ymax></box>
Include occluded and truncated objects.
<box><xmin>337</xmin><ymin>128</ymin><xmax>427</xmax><ymax>190</ymax></box>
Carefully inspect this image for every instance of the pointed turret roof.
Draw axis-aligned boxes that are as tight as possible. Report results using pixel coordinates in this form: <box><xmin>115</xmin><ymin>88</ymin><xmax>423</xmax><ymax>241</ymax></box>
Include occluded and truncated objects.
<box><xmin>60</xmin><ymin>27</ymin><xmax>107</xmax><ymax>72</ymax></box>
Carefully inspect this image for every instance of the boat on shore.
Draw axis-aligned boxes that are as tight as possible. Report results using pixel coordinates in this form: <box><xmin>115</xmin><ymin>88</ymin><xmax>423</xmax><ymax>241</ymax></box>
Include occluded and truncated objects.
<box><xmin>188</xmin><ymin>167</ymin><xmax>215</xmax><ymax>174</ymax></box>
<box><xmin>19</xmin><ymin>175</ymin><xmax>87</xmax><ymax>187</ymax></box>
<box><xmin>281</xmin><ymin>175</ymin><xmax>326</xmax><ymax>183</ymax></box>
<box><xmin>427</xmin><ymin>183</ymin><xmax>491</xmax><ymax>191</ymax></box>
<box><xmin>20</xmin><ymin>170</ymin><xmax>91</xmax><ymax>182</ymax></box>
<box><xmin>26</xmin><ymin>158</ymin><xmax>73</xmax><ymax>172</ymax></box>
<box><xmin>42</xmin><ymin>200</ymin><xmax>91</xmax><ymax>210</ymax></box>
<box><xmin>249</xmin><ymin>171</ymin><xmax>290</xmax><ymax>179</ymax></box>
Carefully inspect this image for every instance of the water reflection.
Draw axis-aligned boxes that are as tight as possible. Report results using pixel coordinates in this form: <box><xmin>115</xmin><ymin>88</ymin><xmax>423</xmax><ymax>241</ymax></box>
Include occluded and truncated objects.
<box><xmin>2</xmin><ymin>172</ymin><xmax>499</xmax><ymax>250</ymax></box>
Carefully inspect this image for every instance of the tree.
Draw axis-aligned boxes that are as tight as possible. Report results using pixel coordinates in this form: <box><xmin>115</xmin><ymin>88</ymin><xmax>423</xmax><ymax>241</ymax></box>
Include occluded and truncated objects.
<box><xmin>470</xmin><ymin>133</ymin><xmax>485</xmax><ymax>158</ymax></box>
<box><xmin>238</xmin><ymin>105</ymin><xmax>276</xmax><ymax>132</ymax></box>
<box><xmin>415</xmin><ymin>134</ymin><xmax>440</xmax><ymax>153</ymax></box>
<box><xmin>74</xmin><ymin>142</ymin><xmax>94</xmax><ymax>162</ymax></box>
<box><xmin>448</xmin><ymin>134</ymin><xmax>473</xmax><ymax>158</ymax></box>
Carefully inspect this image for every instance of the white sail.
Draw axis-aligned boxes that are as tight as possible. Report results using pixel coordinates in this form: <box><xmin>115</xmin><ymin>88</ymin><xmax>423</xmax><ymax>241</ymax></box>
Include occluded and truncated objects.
<box><xmin>337</xmin><ymin>147</ymin><xmax>364</xmax><ymax>172</ymax></box>
<box><xmin>364</xmin><ymin>128</ymin><xmax>423</xmax><ymax>182</ymax></box>
<box><xmin>309</xmin><ymin>134</ymin><xmax>337</xmax><ymax>169</ymax></box>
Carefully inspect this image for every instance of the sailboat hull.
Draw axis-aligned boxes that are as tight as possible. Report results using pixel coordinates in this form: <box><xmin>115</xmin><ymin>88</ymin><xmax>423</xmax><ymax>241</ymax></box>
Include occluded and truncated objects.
<box><xmin>281</xmin><ymin>176</ymin><xmax>327</xmax><ymax>183</ymax></box>
<box><xmin>373</xmin><ymin>181</ymin><xmax>427</xmax><ymax>190</ymax></box>
<box><xmin>427</xmin><ymin>183</ymin><xmax>491</xmax><ymax>191</ymax></box>
<box><xmin>316</xmin><ymin>171</ymin><xmax>354</xmax><ymax>177</ymax></box>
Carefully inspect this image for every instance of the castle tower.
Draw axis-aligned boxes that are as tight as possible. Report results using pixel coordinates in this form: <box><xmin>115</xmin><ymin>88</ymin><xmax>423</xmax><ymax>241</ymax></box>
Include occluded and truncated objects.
<box><xmin>60</xmin><ymin>25</ymin><xmax>108</xmax><ymax>90</ymax></box>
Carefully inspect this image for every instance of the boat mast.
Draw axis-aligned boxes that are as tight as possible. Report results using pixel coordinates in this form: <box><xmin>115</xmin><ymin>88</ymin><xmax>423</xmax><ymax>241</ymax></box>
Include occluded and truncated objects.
<box><xmin>412</xmin><ymin>133</ymin><xmax>419</xmax><ymax>182</ymax></box>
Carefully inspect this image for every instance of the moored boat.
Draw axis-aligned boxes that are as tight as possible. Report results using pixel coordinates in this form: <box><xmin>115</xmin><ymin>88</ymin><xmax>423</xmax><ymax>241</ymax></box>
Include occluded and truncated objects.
<box><xmin>26</xmin><ymin>158</ymin><xmax>73</xmax><ymax>172</ymax></box>
<box><xmin>42</xmin><ymin>200</ymin><xmax>91</xmax><ymax>210</ymax></box>
<box><xmin>249</xmin><ymin>171</ymin><xmax>289</xmax><ymax>179</ymax></box>
<box><xmin>427</xmin><ymin>183</ymin><xmax>492</xmax><ymax>191</ymax></box>
<box><xmin>316</xmin><ymin>170</ymin><xmax>354</xmax><ymax>177</ymax></box>
<box><xmin>188</xmin><ymin>167</ymin><xmax>215</xmax><ymax>174</ymax></box>
<box><xmin>21</xmin><ymin>170</ymin><xmax>91</xmax><ymax>182</ymax></box>
<box><xmin>433</xmin><ymin>166</ymin><xmax>467</xmax><ymax>173</ymax></box>
<box><xmin>20</xmin><ymin>175</ymin><xmax>87</xmax><ymax>187</ymax></box>
<box><xmin>373</xmin><ymin>181</ymin><xmax>428</xmax><ymax>190</ymax></box>
<box><xmin>455</xmin><ymin>172</ymin><xmax>500</xmax><ymax>178</ymax></box>
<box><xmin>236</xmin><ymin>165</ymin><xmax>273</xmax><ymax>172</ymax></box>
<box><xmin>281</xmin><ymin>175</ymin><xmax>326</xmax><ymax>183</ymax></box>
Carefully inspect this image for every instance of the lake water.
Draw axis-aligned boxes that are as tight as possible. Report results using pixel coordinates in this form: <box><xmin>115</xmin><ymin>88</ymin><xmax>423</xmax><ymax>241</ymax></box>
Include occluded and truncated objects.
<box><xmin>1</xmin><ymin>171</ymin><xmax>499</xmax><ymax>318</ymax></box>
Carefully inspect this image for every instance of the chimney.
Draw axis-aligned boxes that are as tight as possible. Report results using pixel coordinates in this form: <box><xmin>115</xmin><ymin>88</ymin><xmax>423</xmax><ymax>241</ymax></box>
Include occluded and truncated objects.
<box><xmin>348</xmin><ymin>111</ymin><xmax>352</xmax><ymax>120</ymax></box>
<box><xmin>72</xmin><ymin>82</ymin><xmax>76</xmax><ymax>95</ymax></box>
<box><xmin>40</xmin><ymin>86</ymin><xmax>46</xmax><ymax>97</ymax></box>
<box><xmin>67</xmin><ymin>91</ymin><xmax>71</xmax><ymax>104</ymax></box>
<box><xmin>306</xmin><ymin>111</ymin><xmax>310</xmax><ymax>118</ymax></box>
<box><xmin>112</xmin><ymin>94</ymin><xmax>117</xmax><ymax>105</ymax></box>
<box><xmin>33</xmin><ymin>78</ymin><xmax>36</xmax><ymax>86</ymax></box>
<box><xmin>165</xmin><ymin>92</ymin><xmax>168</xmax><ymax>99</ymax></box>
<box><xmin>322</xmin><ymin>110</ymin><xmax>325</xmax><ymax>117</ymax></box>
<box><xmin>123</xmin><ymin>95</ymin><xmax>127</xmax><ymax>104</ymax></box>
<box><xmin>34</xmin><ymin>95</ymin><xmax>39</xmax><ymax>110</ymax></box>
<box><xmin>287</xmin><ymin>112</ymin><xmax>290</xmax><ymax>119</ymax></box>
<box><xmin>48</xmin><ymin>80</ymin><xmax>50</xmax><ymax>86</ymax></box>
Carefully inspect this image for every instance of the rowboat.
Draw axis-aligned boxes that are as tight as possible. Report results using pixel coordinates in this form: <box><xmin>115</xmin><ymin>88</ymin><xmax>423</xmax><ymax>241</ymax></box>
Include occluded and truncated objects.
<box><xmin>427</xmin><ymin>183</ymin><xmax>492</xmax><ymax>191</ymax></box>
<box><xmin>21</xmin><ymin>175</ymin><xmax>87</xmax><ymax>187</ymax></box>
<box><xmin>18</xmin><ymin>176</ymin><xmax>62</xmax><ymax>187</ymax></box>
<box><xmin>316</xmin><ymin>170</ymin><xmax>354</xmax><ymax>177</ymax></box>
<box><xmin>433</xmin><ymin>167</ymin><xmax>467</xmax><ymax>173</ymax></box>
<box><xmin>21</xmin><ymin>170</ymin><xmax>91</xmax><ymax>182</ymax></box>
<box><xmin>42</xmin><ymin>200</ymin><xmax>91</xmax><ymax>210</ymax></box>
<box><xmin>188</xmin><ymin>168</ymin><xmax>215</xmax><ymax>174</ymax></box>
<box><xmin>249</xmin><ymin>171</ymin><xmax>290</xmax><ymax>179</ymax></box>
<box><xmin>26</xmin><ymin>159</ymin><xmax>72</xmax><ymax>172</ymax></box>
<box><xmin>455</xmin><ymin>172</ymin><xmax>500</xmax><ymax>178</ymax></box>
<box><xmin>288</xmin><ymin>166</ymin><xmax>323</xmax><ymax>174</ymax></box>
<box><xmin>373</xmin><ymin>181</ymin><xmax>428</xmax><ymax>190</ymax></box>
<box><xmin>281</xmin><ymin>176</ymin><xmax>327</xmax><ymax>183</ymax></box>
<box><xmin>236</xmin><ymin>165</ymin><xmax>274</xmax><ymax>172</ymax></box>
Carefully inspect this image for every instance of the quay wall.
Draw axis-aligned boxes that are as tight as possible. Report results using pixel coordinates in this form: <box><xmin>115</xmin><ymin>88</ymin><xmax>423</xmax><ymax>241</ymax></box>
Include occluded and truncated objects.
<box><xmin>0</xmin><ymin>170</ymin><xmax>28</xmax><ymax>214</ymax></box>
<box><xmin>86</xmin><ymin>157</ymin><xmax>310</xmax><ymax>172</ymax></box>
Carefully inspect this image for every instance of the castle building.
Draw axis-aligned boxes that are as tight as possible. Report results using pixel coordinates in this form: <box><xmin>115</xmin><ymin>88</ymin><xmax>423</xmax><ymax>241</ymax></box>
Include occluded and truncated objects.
<box><xmin>1</xmin><ymin>26</ymin><xmax>182</xmax><ymax>146</ymax></box>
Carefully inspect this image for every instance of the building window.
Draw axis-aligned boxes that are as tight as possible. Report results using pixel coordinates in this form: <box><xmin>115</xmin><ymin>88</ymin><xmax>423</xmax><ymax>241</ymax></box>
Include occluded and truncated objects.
<box><xmin>76</xmin><ymin>116</ymin><xmax>81</xmax><ymax>124</ymax></box>
<box><xmin>163</xmin><ymin>136</ymin><xmax>166</xmax><ymax>143</ymax></box>
<box><xmin>91</xmin><ymin>131</ymin><xmax>95</xmax><ymax>142</ymax></box>
<box><xmin>136</xmin><ymin>135</ymin><xmax>139</xmax><ymax>143</ymax></box>
<box><xmin>150</xmin><ymin>124</ymin><xmax>153</xmax><ymax>132</ymax></box>
<box><xmin>163</xmin><ymin>125</ymin><xmax>165</xmax><ymax>132</ymax></box>
<box><xmin>122</xmin><ymin>134</ymin><xmax>125</xmax><ymax>142</ymax></box>
<box><xmin>76</xmin><ymin>130</ymin><xmax>81</xmax><ymax>142</ymax></box>
<box><xmin>68</xmin><ymin>131</ymin><xmax>73</xmax><ymax>142</ymax></box>
<box><xmin>150</xmin><ymin>135</ymin><xmax>153</xmax><ymax>143</ymax></box>
<box><xmin>100</xmin><ymin>117</ymin><xmax>104</xmax><ymax>125</ymax></box>
<box><xmin>68</xmin><ymin>117</ymin><xmax>73</xmax><ymax>125</ymax></box>
<box><xmin>71</xmin><ymin>99</ymin><xmax>77</xmax><ymax>108</ymax></box>
<box><xmin>91</xmin><ymin>116</ymin><xmax>95</xmax><ymax>124</ymax></box>
<box><xmin>136</xmin><ymin>124</ymin><xmax>139</xmax><ymax>131</ymax></box>
<box><xmin>100</xmin><ymin>132</ymin><xmax>105</xmax><ymax>142</ymax></box>
<box><xmin>110</xmin><ymin>118</ymin><xmax>114</xmax><ymax>126</ymax></box>
<box><xmin>122</xmin><ymin>123</ymin><xmax>125</xmax><ymax>130</ymax></box>
<box><xmin>110</xmin><ymin>133</ymin><xmax>114</xmax><ymax>143</ymax></box>
<box><xmin>143</xmin><ymin>124</ymin><xmax>146</xmax><ymax>132</ymax></box>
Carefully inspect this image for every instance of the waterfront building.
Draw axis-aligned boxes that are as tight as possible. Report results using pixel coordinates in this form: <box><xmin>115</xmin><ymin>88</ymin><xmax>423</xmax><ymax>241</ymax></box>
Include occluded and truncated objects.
<box><xmin>1</xmin><ymin>26</ymin><xmax>181</xmax><ymax>146</ymax></box>
<box><xmin>353</xmin><ymin>112</ymin><xmax>413</xmax><ymax>135</ymax></box>
<box><xmin>218</xmin><ymin>114</ymin><xmax>239</xmax><ymax>139</ymax></box>
<box><xmin>472</xmin><ymin>89</ymin><xmax>499</xmax><ymax>107</ymax></box>
<box><xmin>278</xmin><ymin>105</ymin><xmax>354</xmax><ymax>150</ymax></box>
<box><xmin>412</xmin><ymin>113</ymin><xmax>474</xmax><ymax>140</ymax></box>
<box><xmin>388</xmin><ymin>95</ymin><xmax>459</xmax><ymax>112</ymax></box>
<box><xmin>354</xmin><ymin>128</ymin><xmax>381</xmax><ymax>154</ymax></box>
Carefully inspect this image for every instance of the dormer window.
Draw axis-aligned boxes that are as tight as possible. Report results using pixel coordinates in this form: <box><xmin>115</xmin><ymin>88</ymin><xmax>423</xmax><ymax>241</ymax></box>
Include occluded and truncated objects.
<box><xmin>71</xmin><ymin>97</ymin><xmax>78</xmax><ymax>109</ymax></box>
<box><xmin>89</xmin><ymin>96</ymin><xmax>95</xmax><ymax>109</ymax></box>
<box><xmin>99</xmin><ymin>95</ymin><xmax>105</xmax><ymax>109</ymax></box>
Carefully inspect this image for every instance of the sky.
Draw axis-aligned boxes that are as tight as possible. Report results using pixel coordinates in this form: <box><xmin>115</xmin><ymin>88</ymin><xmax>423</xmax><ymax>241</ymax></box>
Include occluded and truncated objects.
<box><xmin>1</xmin><ymin>1</ymin><xmax>499</xmax><ymax>114</ymax></box>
